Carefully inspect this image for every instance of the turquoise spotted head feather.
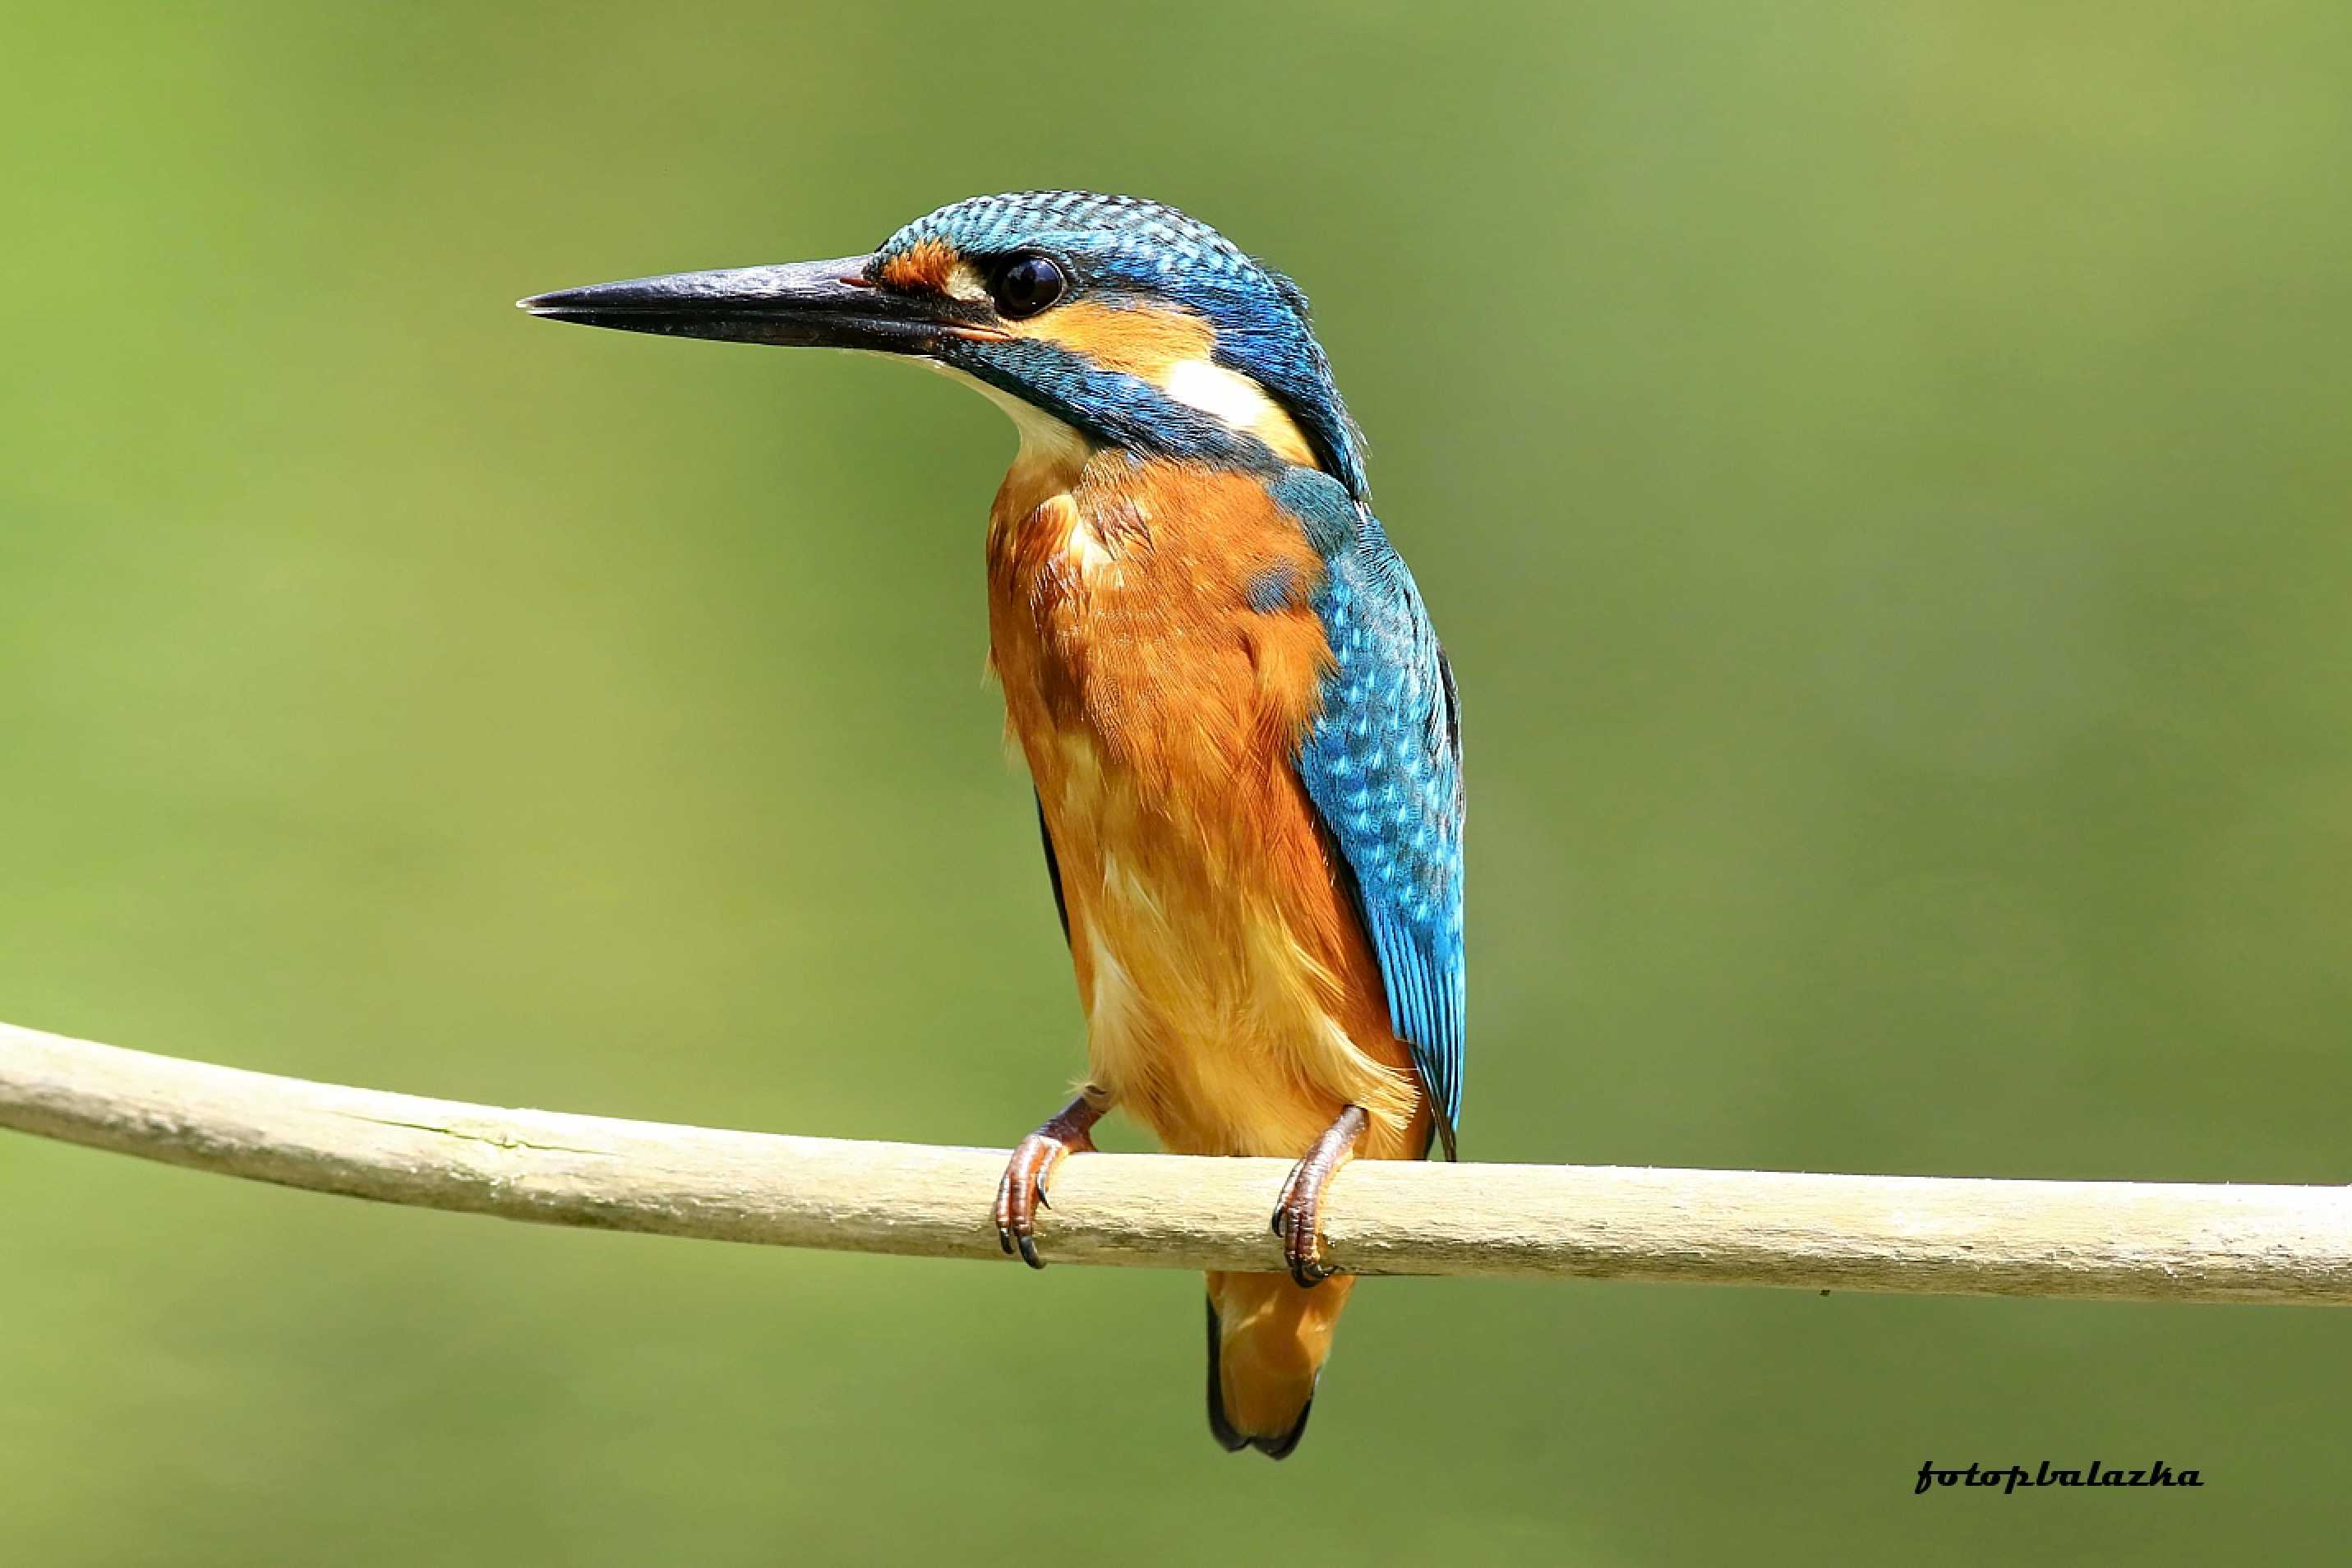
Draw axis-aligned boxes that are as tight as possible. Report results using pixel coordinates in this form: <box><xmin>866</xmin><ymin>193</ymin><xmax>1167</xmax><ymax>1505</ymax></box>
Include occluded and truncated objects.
<box><xmin>871</xmin><ymin>191</ymin><xmax>1369</xmax><ymax>496</ymax></box>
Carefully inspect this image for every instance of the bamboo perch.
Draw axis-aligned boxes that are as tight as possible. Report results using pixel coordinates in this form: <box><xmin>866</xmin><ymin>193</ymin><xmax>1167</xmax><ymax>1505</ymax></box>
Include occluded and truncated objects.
<box><xmin>3</xmin><ymin>1018</ymin><xmax>2348</xmax><ymax>1304</ymax></box>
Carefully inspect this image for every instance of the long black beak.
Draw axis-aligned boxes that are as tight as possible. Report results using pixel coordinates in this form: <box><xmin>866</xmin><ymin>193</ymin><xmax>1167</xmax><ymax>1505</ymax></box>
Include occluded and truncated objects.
<box><xmin>518</xmin><ymin>255</ymin><xmax>999</xmax><ymax>353</ymax></box>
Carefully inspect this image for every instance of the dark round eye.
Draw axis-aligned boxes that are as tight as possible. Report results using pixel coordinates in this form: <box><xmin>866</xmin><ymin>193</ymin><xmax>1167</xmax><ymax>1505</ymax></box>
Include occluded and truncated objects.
<box><xmin>991</xmin><ymin>255</ymin><xmax>1067</xmax><ymax>319</ymax></box>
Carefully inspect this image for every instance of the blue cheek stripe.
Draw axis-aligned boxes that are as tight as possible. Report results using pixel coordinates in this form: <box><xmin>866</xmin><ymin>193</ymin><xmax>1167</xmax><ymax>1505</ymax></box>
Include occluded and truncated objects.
<box><xmin>943</xmin><ymin>338</ymin><xmax>1289</xmax><ymax>475</ymax></box>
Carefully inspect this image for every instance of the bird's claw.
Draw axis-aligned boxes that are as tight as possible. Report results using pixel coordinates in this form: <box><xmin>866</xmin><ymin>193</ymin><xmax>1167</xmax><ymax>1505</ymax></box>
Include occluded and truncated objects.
<box><xmin>991</xmin><ymin>1094</ymin><xmax>1109</xmax><ymax>1270</ymax></box>
<box><xmin>1272</xmin><ymin>1158</ymin><xmax>1334</xmax><ymax>1287</ymax></box>
<box><xmin>1269</xmin><ymin>1105</ymin><xmax>1369</xmax><ymax>1289</ymax></box>
<box><xmin>994</xmin><ymin>1129</ymin><xmax>1086</xmax><ymax>1270</ymax></box>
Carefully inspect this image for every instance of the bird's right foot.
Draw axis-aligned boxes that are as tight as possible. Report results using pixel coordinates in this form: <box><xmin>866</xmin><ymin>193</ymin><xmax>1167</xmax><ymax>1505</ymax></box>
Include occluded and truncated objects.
<box><xmin>993</xmin><ymin>1091</ymin><xmax>1107</xmax><ymax>1269</ymax></box>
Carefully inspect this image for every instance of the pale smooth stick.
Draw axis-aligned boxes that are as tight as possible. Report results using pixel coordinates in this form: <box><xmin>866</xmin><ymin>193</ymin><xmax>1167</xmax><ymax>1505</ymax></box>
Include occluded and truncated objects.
<box><xmin>4</xmin><ymin>1021</ymin><xmax>2349</xmax><ymax>1304</ymax></box>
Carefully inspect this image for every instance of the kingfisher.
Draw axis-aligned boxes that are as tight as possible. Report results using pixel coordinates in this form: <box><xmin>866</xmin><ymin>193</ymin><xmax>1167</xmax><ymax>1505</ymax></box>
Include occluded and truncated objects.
<box><xmin>523</xmin><ymin>191</ymin><xmax>1464</xmax><ymax>1459</ymax></box>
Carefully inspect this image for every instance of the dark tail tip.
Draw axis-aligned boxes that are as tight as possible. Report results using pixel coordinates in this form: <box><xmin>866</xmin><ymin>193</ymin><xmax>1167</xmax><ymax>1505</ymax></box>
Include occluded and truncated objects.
<box><xmin>1251</xmin><ymin>1397</ymin><xmax>1316</xmax><ymax>1460</ymax></box>
<box><xmin>1204</xmin><ymin>1296</ymin><xmax>1316</xmax><ymax>1460</ymax></box>
<box><xmin>1206</xmin><ymin>1298</ymin><xmax>1250</xmax><ymax>1452</ymax></box>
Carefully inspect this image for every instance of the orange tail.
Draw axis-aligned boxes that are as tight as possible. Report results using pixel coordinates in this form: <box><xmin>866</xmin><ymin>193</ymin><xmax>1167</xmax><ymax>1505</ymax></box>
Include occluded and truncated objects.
<box><xmin>1204</xmin><ymin>1271</ymin><xmax>1357</xmax><ymax>1459</ymax></box>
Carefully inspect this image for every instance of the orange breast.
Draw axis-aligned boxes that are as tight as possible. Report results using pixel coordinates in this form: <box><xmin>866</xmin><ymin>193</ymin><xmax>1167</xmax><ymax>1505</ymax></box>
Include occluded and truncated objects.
<box><xmin>985</xmin><ymin>454</ymin><xmax>1427</xmax><ymax>1160</ymax></box>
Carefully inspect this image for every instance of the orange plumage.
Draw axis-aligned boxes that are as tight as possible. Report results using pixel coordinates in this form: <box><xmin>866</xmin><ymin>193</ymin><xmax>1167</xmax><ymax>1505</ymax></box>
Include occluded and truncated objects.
<box><xmin>875</xmin><ymin>236</ymin><xmax>963</xmax><ymax>293</ymax></box>
<box><xmin>985</xmin><ymin>445</ymin><xmax>1430</xmax><ymax>1449</ymax></box>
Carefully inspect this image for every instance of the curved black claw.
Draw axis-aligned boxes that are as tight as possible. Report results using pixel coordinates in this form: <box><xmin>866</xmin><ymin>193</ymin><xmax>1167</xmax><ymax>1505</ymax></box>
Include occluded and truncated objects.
<box><xmin>1270</xmin><ymin>1106</ymin><xmax>1369</xmax><ymax>1289</ymax></box>
<box><xmin>993</xmin><ymin>1093</ymin><xmax>1109</xmax><ymax>1271</ymax></box>
<box><xmin>994</xmin><ymin>1133</ymin><xmax>1069</xmax><ymax>1270</ymax></box>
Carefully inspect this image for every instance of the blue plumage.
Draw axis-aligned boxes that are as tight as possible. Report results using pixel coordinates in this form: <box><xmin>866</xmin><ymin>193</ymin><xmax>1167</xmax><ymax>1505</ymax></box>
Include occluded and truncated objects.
<box><xmin>880</xmin><ymin>192</ymin><xmax>1370</xmax><ymax>496</ymax></box>
<box><xmin>1275</xmin><ymin>470</ymin><xmax>1466</xmax><ymax>1155</ymax></box>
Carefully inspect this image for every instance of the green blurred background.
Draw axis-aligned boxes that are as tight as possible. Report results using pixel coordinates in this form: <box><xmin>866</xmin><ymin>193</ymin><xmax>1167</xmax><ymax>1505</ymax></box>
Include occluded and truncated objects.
<box><xmin>3</xmin><ymin>2</ymin><xmax>2347</xmax><ymax>1562</ymax></box>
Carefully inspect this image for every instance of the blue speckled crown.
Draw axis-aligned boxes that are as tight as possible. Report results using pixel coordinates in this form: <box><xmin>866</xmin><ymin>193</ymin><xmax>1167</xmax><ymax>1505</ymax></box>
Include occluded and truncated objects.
<box><xmin>878</xmin><ymin>191</ymin><xmax>1369</xmax><ymax>497</ymax></box>
<box><xmin>883</xmin><ymin>191</ymin><xmax>1266</xmax><ymax>284</ymax></box>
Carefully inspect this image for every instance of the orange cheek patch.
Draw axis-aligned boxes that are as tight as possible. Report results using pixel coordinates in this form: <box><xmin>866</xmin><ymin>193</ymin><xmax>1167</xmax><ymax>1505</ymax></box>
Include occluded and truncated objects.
<box><xmin>1017</xmin><ymin>300</ymin><xmax>1219</xmax><ymax>380</ymax></box>
<box><xmin>878</xmin><ymin>237</ymin><xmax>962</xmax><ymax>293</ymax></box>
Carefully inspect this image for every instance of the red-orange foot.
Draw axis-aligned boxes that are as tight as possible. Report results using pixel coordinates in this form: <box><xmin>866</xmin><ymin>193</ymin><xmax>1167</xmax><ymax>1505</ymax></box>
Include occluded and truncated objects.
<box><xmin>994</xmin><ymin>1091</ymin><xmax>1107</xmax><ymax>1269</ymax></box>
<box><xmin>1269</xmin><ymin>1105</ymin><xmax>1370</xmax><ymax>1288</ymax></box>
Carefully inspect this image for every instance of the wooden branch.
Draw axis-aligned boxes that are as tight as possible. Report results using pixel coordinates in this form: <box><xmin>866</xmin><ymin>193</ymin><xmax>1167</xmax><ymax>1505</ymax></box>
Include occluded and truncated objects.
<box><xmin>3</xmin><ymin>1018</ymin><xmax>2348</xmax><ymax>1304</ymax></box>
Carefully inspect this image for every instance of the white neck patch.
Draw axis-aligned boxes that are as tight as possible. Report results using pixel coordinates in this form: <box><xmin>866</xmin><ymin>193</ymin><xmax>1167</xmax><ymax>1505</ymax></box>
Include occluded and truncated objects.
<box><xmin>1159</xmin><ymin>358</ymin><xmax>1317</xmax><ymax>468</ymax></box>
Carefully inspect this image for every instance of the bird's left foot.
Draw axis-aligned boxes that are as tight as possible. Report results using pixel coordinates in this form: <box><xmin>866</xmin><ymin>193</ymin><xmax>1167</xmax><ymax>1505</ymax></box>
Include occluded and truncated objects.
<box><xmin>1270</xmin><ymin>1105</ymin><xmax>1369</xmax><ymax>1288</ymax></box>
<box><xmin>994</xmin><ymin>1091</ymin><xmax>1108</xmax><ymax>1269</ymax></box>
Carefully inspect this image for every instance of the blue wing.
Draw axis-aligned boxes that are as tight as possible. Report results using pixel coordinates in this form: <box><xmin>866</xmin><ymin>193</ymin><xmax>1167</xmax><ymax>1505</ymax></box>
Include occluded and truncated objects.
<box><xmin>1277</xmin><ymin>472</ymin><xmax>1465</xmax><ymax>1158</ymax></box>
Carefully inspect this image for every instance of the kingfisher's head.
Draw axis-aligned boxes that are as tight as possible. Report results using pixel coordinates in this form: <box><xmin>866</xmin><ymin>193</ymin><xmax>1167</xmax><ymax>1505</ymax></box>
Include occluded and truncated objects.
<box><xmin>523</xmin><ymin>191</ymin><xmax>1367</xmax><ymax>497</ymax></box>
